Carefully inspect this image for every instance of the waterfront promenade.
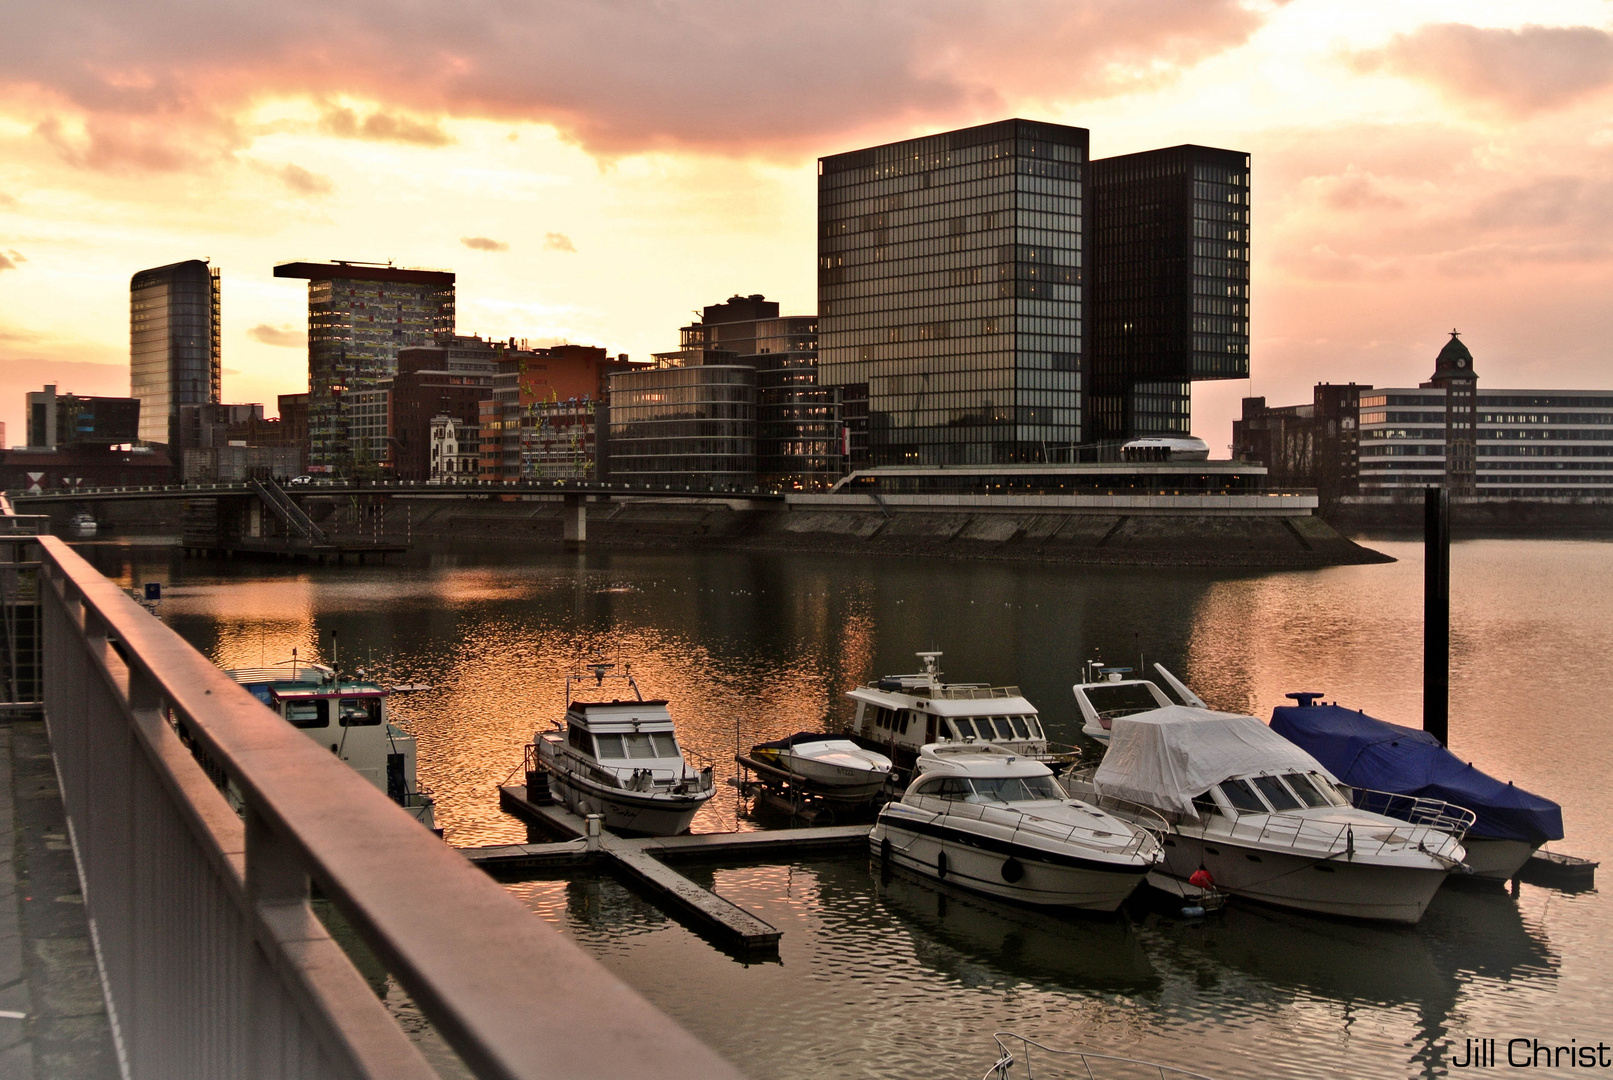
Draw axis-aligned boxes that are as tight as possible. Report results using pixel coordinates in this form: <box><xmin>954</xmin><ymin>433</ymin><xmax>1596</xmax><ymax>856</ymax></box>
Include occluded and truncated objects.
<box><xmin>0</xmin><ymin>717</ymin><xmax>119</xmax><ymax>1079</ymax></box>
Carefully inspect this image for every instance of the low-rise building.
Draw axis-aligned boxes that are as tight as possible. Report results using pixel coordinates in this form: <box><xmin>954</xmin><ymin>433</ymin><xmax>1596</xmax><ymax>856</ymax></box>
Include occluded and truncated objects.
<box><xmin>428</xmin><ymin>415</ymin><xmax>479</xmax><ymax>480</ymax></box>
<box><xmin>26</xmin><ymin>385</ymin><xmax>140</xmax><ymax>449</ymax></box>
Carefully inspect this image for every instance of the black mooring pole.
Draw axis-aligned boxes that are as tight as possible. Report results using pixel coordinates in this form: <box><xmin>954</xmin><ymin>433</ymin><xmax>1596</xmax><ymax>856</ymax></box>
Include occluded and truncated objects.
<box><xmin>1423</xmin><ymin>486</ymin><xmax>1450</xmax><ymax>745</ymax></box>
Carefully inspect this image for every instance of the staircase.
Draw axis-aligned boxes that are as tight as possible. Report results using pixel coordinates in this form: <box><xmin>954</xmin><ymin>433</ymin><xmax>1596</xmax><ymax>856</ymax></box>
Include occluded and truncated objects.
<box><xmin>249</xmin><ymin>479</ymin><xmax>326</xmax><ymax>543</ymax></box>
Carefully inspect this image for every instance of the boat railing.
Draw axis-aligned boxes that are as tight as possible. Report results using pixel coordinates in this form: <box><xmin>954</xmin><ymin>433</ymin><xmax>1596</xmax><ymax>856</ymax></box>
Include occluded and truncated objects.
<box><xmin>927</xmin><ymin>685</ymin><xmax>1024</xmax><ymax>701</ymax></box>
<box><xmin>1215</xmin><ymin>802</ymin><xmax>1466</xmax><ymax>860</ymax></box>
<box><xmin>1347</xmin><ymin>788</ymin><xmax>1477</xmax><ymax>839</ymax></box>
<box><xmin>985</xmin><ymin>1031</ymin><xmax>1218</xmax><ymax>1080</ymax></box>
<box><xmin>926</xmin><ymin>799</ymin><xmax>1160</xmax><ymax>860</ymax></box>
<box><xmin>1071</xmin><ymin>791</ymin><xmax>1172</xmax><ymax>846</ymax></box>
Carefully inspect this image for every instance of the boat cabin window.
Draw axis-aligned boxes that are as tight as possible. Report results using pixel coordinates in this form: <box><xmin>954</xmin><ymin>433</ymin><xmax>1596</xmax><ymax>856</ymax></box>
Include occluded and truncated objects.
<box><xmin>1006</xmin><ymin>716</ymin><xmax>1029</xmax><ymax>739</ymax></box>
<box><xmin>338</xmin><ymin>697</ymin><xmax>382</xmax><ymax>727</ymax></box>
<box><xmin>1191</xmin><ymin>792</ymin><xmax>1222</xmax><ymax>818</ymax></box>
<box><xmin>284</xmin><ymin>699</ymin><xmax>330</xmax><ymax>729</ymax></box>
<box><xmin>1281</xmin><ymin>773</ymin><xmax>1333</xmax><ymax>808</ymax></box>
<box><xmin>1218</xmin><ymin>779</ymin><xmax>1269</xmax><ymax>813</ymax></box>
<box><xmin>871</xmin><ymin>706</ymin><xmax>911</xmax><ymax>734</ymax></box>
<box><xmin>569</xmin><ymin>726</ymin><xmax>593</xmax><ymax>754</ymax></box>
<box><xmin>914</xmin><ymin>777</ymin><xmax>972</xmax><ymax>801</ymax></box>
<box><xmin>1252</xmin><ymin>775</ymin><xmax>1302</xmax><ymax>812</ymax></box>
<box><xmin>967</xmin><ymin>776</ymin><xmax>1064</xmax><ymax>803</ymax></box>
<box><xmin>594</xmin><ymin>732</ymin><xmax>674</xmax><ymax>760</ymax></box>
<box><xmin>1026</xmin><ymin>717</ymin><xmax>1044</xmax><ymax>740</ymax></box>
<box><xmin>1290</xmin><ymin>772</ymin><xmax>1347</xmax><ymax>807</ymax></box>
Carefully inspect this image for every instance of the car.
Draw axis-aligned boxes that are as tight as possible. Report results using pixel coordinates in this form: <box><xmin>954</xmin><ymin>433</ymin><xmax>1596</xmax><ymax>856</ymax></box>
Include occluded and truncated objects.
<box><xmin>287</xmin><ymin>475</ymin><xmax>313</xmax><ymax>485</ymax></box>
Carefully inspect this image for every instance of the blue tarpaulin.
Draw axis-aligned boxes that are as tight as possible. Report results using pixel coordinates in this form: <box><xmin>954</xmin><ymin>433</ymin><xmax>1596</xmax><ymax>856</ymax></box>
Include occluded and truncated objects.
<box><xmin>1270</xmin><ymin>703</ymin><xmax>1563</xmax><ymax>845</ymax></box>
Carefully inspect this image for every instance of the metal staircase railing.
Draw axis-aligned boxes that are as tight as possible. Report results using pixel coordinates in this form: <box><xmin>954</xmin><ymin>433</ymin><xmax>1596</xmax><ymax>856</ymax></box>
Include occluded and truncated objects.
<box><xmin>250</xmin><ymin>478</ymin><xmax>326</xmax><ymax>542</ymax></box>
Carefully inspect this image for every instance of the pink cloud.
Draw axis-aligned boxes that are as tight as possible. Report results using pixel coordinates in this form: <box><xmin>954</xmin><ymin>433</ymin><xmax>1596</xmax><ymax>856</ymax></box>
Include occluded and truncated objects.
<box><xmin>0</xmin><ymin>0</ymin><xmax>1273</xmax><ymax>168</ymax></box>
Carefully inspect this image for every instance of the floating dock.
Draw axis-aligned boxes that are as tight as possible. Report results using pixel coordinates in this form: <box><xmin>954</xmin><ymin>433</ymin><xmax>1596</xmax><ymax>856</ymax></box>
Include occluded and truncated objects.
<box><xmin>466</xmin><ymin>785</ymin><xmax>869</xmax><ymax>951</ymax></box>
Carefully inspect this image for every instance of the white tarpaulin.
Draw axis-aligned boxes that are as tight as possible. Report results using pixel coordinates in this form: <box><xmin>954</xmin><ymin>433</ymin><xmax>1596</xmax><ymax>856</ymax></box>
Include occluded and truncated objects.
<box><xmin>1092</xmin><ymin>706</ymin><xmax>1337</xmax><ymax>818</ymax></box>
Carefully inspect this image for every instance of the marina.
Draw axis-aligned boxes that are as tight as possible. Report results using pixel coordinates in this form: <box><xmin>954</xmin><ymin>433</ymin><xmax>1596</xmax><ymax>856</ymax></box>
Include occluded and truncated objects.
<box><xmin>53</xmin><ymin>532</ymin><xmax>1613</xmax><ymax>1079</ymax></box>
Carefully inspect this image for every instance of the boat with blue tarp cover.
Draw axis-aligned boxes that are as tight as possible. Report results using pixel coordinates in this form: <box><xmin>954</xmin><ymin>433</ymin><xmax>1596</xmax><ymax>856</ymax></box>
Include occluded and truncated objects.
<box><xmin>1270</xmin><ymin>694</ymin><xmax>1564</xmax><ymax>880</ymax></box>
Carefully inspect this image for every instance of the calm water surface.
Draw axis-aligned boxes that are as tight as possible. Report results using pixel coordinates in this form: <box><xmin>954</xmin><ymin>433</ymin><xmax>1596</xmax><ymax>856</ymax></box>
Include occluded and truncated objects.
<box><xmin>83</xmin><ymin>536</ymin><xmax>1613</xmax><ymax>1080</ymax></box>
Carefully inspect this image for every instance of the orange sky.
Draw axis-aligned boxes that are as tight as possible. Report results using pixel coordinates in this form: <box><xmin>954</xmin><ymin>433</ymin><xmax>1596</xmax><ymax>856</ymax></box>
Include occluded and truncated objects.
<box><xmin>3</xmin><ymin>0</ymin><xmax>1611</xmax><ymax>452</ymax></box>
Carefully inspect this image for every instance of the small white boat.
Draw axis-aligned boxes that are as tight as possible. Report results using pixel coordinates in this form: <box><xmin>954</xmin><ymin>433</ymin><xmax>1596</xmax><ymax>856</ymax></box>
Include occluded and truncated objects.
<box><xmin>747</xmin><ymin>733</ymin><xmax>892</xmax><ymax>800</ymax></box>
<box><xmin>533</xmin><ymin>661</ymin><xmax>714</xmax><ymax>836</ymax></box>
<box><xmin>1075</xmin><ymin>708</ymin><xmax>1472</xmax><ymax>923</ymax></box>
<box><xmin>846</xmin><ymin>652</ymin><xmax>1078</xmax><ymax>775</ymax></box>
<box><xmin>68</xmin><ymin>511</ymin><xmax>98</xmax><ymax>534</ymax></box>
<box><xmin>228</xmin><ymin>660</ymin><xmax>436</xmax><ymax>830</ymax></box>
<box><xmin>1072</xmin><ymin>661</ymin><xmax>1188</xmax><ymax>743</ymax></box>
<box><xmin>870</xmin><ymin>743</ymin><xmax>1162</xmax><ymax>911</ymax></box>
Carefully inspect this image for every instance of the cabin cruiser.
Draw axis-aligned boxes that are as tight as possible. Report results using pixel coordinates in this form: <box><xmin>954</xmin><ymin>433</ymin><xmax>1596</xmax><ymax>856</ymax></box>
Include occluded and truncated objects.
<box><xmin>1072</xmin><ymin>661</ymin><xmax>1203</xmax><ymax>743</ymax></box>
<box><xmin>1270</xmin><ymin>694</ymin><xmax>1563</xmax><ymax>880</ymax></box>
<box><xmin>228</xmin><ymin>661</ymin><xmax>435</xmax><ymax>829</ymax></box>
<box><xmin>746</xmin><ymin>733</ymin><xmax>892</xmax><ymax>801</ymax></box>
<box><xmin>533</xmin><ymin>662</ymin><xmax>714</xmax><ymax>836</ymax></box>
<box><xmin>67</xmin><ymin>511</ymin><xmax>97</xmax><ymax>535</ymax></box>
<box><xmin>870</xmin><ymin>743</ymin><xmax>1162</xmax><ymax>911</ymax></box>
<box><xmin>1072</xmin><ymin>708</ymin><xmax>1472</xmax><ymax>923</ymax></box>
<box><xmin>846</xmin><ymin>652</ymin><xmax>1078</xmax><ymax>775</ymax></box>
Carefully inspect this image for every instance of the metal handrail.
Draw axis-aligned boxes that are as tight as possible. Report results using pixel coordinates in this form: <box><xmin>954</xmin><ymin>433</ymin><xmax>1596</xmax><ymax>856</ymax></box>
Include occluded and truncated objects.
<box><xmin>986</xmin><ymin>1032</ymin><xmax>1218</xmax><ymax>1080</ymax></box>
<box><xmin>36</xmin><ymin>535</ymin><xmax>743</xmax><ymax>1080</ymax></box>
<box><xmin>901</xmin><ymin>794</ymin><xmax>1162</xmax><ymax>861</ymax></box>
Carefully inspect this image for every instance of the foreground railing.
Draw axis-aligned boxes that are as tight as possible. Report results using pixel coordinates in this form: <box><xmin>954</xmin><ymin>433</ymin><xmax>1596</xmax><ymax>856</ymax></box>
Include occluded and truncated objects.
<box><xmin>35</xmin><ymin>533</ymin><xmax>745</xmax><ymax>1080</ymax></box>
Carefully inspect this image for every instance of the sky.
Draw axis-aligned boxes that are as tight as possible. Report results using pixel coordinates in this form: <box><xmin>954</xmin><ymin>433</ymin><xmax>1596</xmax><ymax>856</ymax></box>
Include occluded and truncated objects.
<box><xmin>3</xmin><ymin>0</ymin><xmax>1612</xmax><ymax>452</ymax></box>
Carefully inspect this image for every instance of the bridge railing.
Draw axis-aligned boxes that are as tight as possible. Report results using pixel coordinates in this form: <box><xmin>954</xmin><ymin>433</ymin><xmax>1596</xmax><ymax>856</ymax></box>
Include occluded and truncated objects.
<box><xmin>34</xmin><ymin>532</ymin><xmax>745</xmax><ymax>1080</ymax></box>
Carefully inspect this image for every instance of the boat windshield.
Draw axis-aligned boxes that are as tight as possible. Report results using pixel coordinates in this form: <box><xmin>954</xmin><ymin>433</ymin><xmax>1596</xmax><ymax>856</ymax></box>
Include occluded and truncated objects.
<box><xmin>285</xmin><ymin>699</ymin><xmax>329</xmax><ymax>729</ymax></box>
<box><xmin>1252</xmin><ymin>775</ymin><xmax>1302</xmax><ymax>812</ymax></box>
<box><xmin>339</xmin><ymin>697</ymin><xmax>382</xmax><ymax>727</ymax></box>
<box><xmin>594</xmin><ymin>732</ymin><xmax>679</xmax><ymax>760</ymax></box>
<box><xmin>948</xmin><ymin>716</ymin><xmax>1039</xmax><ymax>741</ymax></box>
<box><xmin>1284</xmin><ymin>772</ymin><xmax>1345</xmax><ymax>808</ymax></box>
<box><xmin>1082</xmin><ymin>683</ymin><xmax>1162</xmax><ymax>717</ymax></box>
<box><xmin>967</xmin><ymin>776</ymin><xmax>1065</xmax><ymax>803</ymax></box>
<box><xmin>1218</xmin><ymin>779</ymin><xmax>1268</xmax><ymax>812</ymax></box>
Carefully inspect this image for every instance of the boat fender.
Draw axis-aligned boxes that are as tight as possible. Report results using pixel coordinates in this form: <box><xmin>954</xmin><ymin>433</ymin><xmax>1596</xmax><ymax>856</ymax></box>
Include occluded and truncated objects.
<box><xmin>1188</xmin><ymin>868</ymin><xmax>1214</xmax><ymax>889</ymax></box>
<box><xmin>1180</xmin><ymin>905</ymin><xmax>1205</xmax><ymax>918</ymax></box>
<box><xmin>881</xmin><ymin>836</ymin><xmax>892</xmax><ymax>863</ymax></box>
<box><xmin>937</xmin><ymin>851</ymin><xmax>949</xmax><ymax>878</ymax></box>
<box><xmin>1001</xmin><ymin>857</ymin><xmax>1024</xmax><ymax>883</ymax></box>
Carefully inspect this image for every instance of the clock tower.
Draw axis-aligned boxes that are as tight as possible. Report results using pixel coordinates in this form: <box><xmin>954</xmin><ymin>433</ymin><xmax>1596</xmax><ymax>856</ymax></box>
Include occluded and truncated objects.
<box><xmin>1422</xmin><ymin>330</ymin><xmax>1478</xmax><ymax>495</ymax></box>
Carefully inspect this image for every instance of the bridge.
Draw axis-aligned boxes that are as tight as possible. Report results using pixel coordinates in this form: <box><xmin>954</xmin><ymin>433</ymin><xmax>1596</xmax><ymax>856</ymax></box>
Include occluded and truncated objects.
<box><xmin>10</xmin><ymin>478</ymin><xmax>786</xmax><ymax>554</ymax></box>
<box><xmin>0</xmin><ymin>496</ymin><xmax>747</xmax><ymax>1079</ymax></box>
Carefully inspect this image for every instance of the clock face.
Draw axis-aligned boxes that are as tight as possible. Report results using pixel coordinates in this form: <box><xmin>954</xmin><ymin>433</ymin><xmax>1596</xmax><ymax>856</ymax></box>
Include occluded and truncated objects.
<box><xmin>1457</xmin><ymin>358</ymin><xmax>1466</xmax><ymax>368</ymax></box>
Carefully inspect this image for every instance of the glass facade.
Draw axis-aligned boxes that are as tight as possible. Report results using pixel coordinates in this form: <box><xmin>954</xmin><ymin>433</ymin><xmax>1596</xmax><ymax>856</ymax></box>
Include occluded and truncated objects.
<box><xmin>818</xmin><ymin>119</ymin><xmax>1087</xmax><ymax>466</ymax></box>
<box><xmin>607</xmin><ymin>366</ymin><xmax>757</xmax><ymax>487</ymax></box>
<box><xmin>273</xmin><ymin>262</ymin><xmax>455</xmax><ymax>474</ymax></box>
<box><xmin>130</xmin><ymin>260</ymin><xmax>221</xmax><ymax>446</ymax></box>
<box><xmin>1090</xmin><ymin>145</ymin><xmax>1250</xmax><ymax>441</ymax></box>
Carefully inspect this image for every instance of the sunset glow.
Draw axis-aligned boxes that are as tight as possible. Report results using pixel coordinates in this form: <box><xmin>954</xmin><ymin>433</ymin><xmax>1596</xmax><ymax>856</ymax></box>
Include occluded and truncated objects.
<box><xmin>3</xmin><ymin>0</ymin><xmax>1611</xmax><ymax>449</ymax></box>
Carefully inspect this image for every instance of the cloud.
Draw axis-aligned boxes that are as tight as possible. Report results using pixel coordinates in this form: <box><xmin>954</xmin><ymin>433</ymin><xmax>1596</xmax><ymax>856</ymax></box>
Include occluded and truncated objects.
<box><xmin>275</xmin><ymin>162</ymin><xmax>333</xmax><ymax>195</ymax></box>
<box><xmin>319</xmin><ymin>106</ymin><xmax>452</xmax><ymax>146</ymax></box>
<box><xmin>0</xmin><ymin>192</ymin><xmax>16</xmax><ymax>208</ymax></box>
<box><xmin>1353</xmin><ymin>24</ymin><xmax>1613</xmax><ymax>117</ymax></box>
<box><xmin>0</xmin><ymin>0</ymin><xmax>1272</xmax><ymax>163</ymax></box>
<box><xmin>543</xmin><ymin>232</ymin><xmax>575</xmax><ymax>253</ymax></box>
<box><xmin>0</xmin><ymin>254</ymin><xmax>14</xmax><ymax>271</ymax></box>
<box><xmin>461</xmin><ymin>236</ymin><xmax>508</xmax><ymax>252</ymax></box>
<box><xmin>247</xmin><ymin>323</ymin><xmax>306</xmax><ymax>347</ymax></box>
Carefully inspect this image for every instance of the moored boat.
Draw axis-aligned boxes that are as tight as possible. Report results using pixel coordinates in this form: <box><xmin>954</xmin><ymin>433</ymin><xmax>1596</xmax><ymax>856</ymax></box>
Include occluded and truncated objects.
<box><xmin>1076</xmin><ymin>708</ymin><xmax>1472</xmax><ymax>923</ymax></box>
<box><xmin>870</xmin><ymin>743</ymin><xmax>1162</xmax><ymax>911</ymax></box>
<box><xmin>533</xmin><ymin>661</ymin><xmax>715</xmax><ymax>836</ymax></box>
<box><xmin>1269</xmin><ymin>694</ymin><xmax>1564</xmax><ymax>880</ymax></box>
<box><xmin>228</xmin><ymin>660</ymin><xmax>436</xmax><ymax>829</ymax></box>
<box><xmin>746</xmin><ymin>732</ymin><xmax>892</xmax><ymax>800</ymax></box>
<box><xmin>846</xmin><ymin>652</ymin><xmax>1079</xmax><ymax>776</ymax></box>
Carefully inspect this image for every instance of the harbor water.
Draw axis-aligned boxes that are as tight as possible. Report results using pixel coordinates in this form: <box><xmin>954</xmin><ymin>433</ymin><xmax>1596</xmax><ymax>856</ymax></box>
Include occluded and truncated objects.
<box><xmin>83</xmin><ymin>536</ymin><xmax>1613</xmax><ymax>1079</ymax></box>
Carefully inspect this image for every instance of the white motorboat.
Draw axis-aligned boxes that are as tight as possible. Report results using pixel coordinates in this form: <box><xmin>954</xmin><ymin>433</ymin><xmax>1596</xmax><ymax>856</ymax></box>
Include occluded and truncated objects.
<box><xmin>533</xmin><ymin>661</ymin><xmax>714</xmax><ymax>836</ymax></box>
<box><xmin>747</xmin><ymin>733</ymin><xmax>892</xmax><ymax>800</ymax></box>
<box><xmin>1072</xmin><ymin>661</ymin><xmax>1194</xmax><ymax>742</ymax></box>
<box><xmin>870</xmin><ymin>743</ymin><xmax>1163</xmax><ymax>911</ymax></box>
<box><xmin>67</xmin><ymin>511</ymin><xmax>98</xmax><ymax>534</ymax></box>
<box><xmin>228</xmin><ymin>660</ymin><xmax>436</xmax><ymax>830</ymax></box>
<box><xmin>1073</xmin><ymin>708</ymin><xmax>1472</xmax><ymax>923</ymax></box>
<box><xmin>846</xmin><ymin>652</ymin><xmax>1078</xmax><ymax>775</ymax></box>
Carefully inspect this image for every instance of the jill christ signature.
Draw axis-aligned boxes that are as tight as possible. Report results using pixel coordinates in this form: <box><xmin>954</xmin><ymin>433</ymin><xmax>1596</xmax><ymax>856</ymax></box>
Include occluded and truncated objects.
<box><xmin>1451</xmin><ymin>1038</ymin><xmax>1612</xmax><ymax>1069</ymax></box>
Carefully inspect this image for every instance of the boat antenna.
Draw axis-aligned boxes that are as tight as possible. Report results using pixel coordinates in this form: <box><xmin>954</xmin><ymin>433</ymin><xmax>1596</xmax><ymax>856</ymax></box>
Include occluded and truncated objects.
<box><xmin>291</xmin><ymin>646</ymin><xmax>298</xmax><ymax>679</ymax></box>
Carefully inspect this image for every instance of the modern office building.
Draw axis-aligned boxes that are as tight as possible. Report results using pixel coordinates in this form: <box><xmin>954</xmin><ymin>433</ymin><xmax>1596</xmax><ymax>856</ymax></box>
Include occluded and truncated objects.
<box><xmin>818</xmin><ymin>119</ymin><xmax>1088</xmax><ymax>467</ymax></box>
<box><xmin>26</xmin><ymin>385</ymin><xmax>140</xmax><ymax>449</ymax></box>
<box><xmin>656</xmin><ymin>295</ymin><xmax>841</xmax><ymax>487</ymax></box>
<box><xmin>1088</xmin><ymin>145</ymin><xmax>1251</xmax><ymax>442</ymax></box>
<box><xmin>476</xmin><ymin>343</ymin><xmax>634</xmax><ymax>482</ymax></box>
<box><xmin>388</xmin><ymin>336</ymin><xmax>501</xmax><ymax>481</ymax></box>
<box><xmin>272</xmin><ymin>261</ymin><xmax>455</xmax><ymax>474</ymax></box>
<box><xmin>606</xmin><ymin>365</ymin><xmax>758</xmax><ymax>487</ymax></box>
<box><xmin>1236</xmin><ymin>332</ymin><xmax>1613</xmax><ymax>501</ymax></box>
<box><xmin>130</xmin><ymin>260</ymin><xmax>221</xmax><ymax>446</ymax></box>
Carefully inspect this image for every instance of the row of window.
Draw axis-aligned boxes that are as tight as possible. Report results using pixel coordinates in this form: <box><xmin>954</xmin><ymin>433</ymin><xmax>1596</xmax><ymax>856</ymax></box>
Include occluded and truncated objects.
<box><xmin>820</xmin><ymin>270</ymin><xmax>1083</xmax><ymax>308</ymax></box>
<box><xmin>824</xmin><ymin>226</ymin><xmax>1084</xmax><ymax>263</ymax></box>
<box><xmin>823</xmin><ymin>180</ymin><xmax>1088</xmax><ymax>223</ymax></box>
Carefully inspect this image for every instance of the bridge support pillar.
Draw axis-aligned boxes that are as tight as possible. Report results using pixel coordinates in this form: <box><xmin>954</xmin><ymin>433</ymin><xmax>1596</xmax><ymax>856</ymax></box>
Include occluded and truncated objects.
<box><xmin>563</xmin><ymin>494</ymin><xmax>586</xmax><ymax>547</ymax></box>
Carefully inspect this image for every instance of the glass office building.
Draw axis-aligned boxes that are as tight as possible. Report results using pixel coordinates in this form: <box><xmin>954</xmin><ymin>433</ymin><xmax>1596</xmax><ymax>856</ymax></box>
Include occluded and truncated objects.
<box><xmin>607</xmin><ymin>366</ymin><xmax>757</xmax><ymax>488</ymax></box>
<box><xmin>818</xmin><ymin>119</ymin><xmax>1087</xmax><ymax>467</ymax></box>
<box><xmin>273</xmin><ymin>261</ymin><xmax>455</xmax><ymax>474</ymax></box>
<box><xmin>130</xmin><ymin>260</ymin><xmax>221</xmax><ymax>446</ymax></box>
<box><xmin>1089</xmin><ymin>145</ymin><xmax>1250</xmax><ymax>442</ymax></box>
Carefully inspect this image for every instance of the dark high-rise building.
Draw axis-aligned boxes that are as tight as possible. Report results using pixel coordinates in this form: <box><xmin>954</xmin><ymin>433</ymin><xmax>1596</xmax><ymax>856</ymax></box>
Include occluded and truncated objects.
<box><xmin>818</xmin><ymin>119</ymin><xmax>1088</xmax><ymax>467</ymax></box>
<box><xmin>272</xmin><ymin>261</ymin><xmax>455</xmax><ymax>474</ymax></box>
<box><xmin>1089</xmin><ymin>145</ymin><xmax>1250</xmax><ymax>442</ymax></box>
<box><xmin>389</xmin><ymin>336</ymin><xmax>500</xmax><ymax>481</ymax></box>
<box><xmin>130</xmin><ymin>259</ymin><xmax>221</xmax><ymax>446</ymax></box>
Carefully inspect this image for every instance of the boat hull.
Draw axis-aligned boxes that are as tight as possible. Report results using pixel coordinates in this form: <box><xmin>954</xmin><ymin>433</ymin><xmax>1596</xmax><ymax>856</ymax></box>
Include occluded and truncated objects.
<box><xmin>778</xmin><ymin>754</ymin><xmax>890</xmax><ymax>799</ymax></box>
<box><xmin>1461</xmin><ymin>837</ymin><xmax>1539</xmax><ymax>881</ymax></box>
<box><xmin>1159</xmin><ymin>834</ymin><xmax>1450</xmax><ymax>923</ymax></box>
<box><xmin>546</xmin><ymin>767</ymin><xmax>710</xmax><ymax>836</ymax></box>
<box><xmin>870</xmin><ymin>817</ymin><xmax>1149</xmax><ymax>912</ymax></box>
